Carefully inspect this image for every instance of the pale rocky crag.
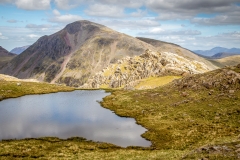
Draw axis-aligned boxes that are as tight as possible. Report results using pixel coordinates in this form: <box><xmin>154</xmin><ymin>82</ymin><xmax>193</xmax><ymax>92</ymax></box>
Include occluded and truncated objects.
<box><xmin>83</xmin><ymin>49</ymin><xmax>211</xmax><ymax>89</ymax></box>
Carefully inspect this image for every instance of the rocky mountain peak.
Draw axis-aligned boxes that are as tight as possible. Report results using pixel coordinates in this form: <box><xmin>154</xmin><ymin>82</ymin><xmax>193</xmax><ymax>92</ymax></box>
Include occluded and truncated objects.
<box><xmin>64</xmin><ymin>20</ymin><xmax>105</xmax><ymax>34</ymax></box>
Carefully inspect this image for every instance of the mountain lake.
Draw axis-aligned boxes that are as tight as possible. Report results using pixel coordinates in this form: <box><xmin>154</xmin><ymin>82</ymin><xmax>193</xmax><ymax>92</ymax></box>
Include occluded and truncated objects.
<box><xmin>0</xmin><ymin>90</ymin><xmax>151</xmax><ymax>147</ymax></box>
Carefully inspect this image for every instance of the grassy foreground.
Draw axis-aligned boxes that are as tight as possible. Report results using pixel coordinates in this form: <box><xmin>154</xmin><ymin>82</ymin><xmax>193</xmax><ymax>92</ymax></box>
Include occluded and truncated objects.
<box><xmin>101</xmin><ymin>66</ymin><xmax>240</xmax><ymax>159</ymax></box>
<box><xmin>0</xmin><ymin>66</ymin><xmax>240</xmax><ymax>159</ymax></box>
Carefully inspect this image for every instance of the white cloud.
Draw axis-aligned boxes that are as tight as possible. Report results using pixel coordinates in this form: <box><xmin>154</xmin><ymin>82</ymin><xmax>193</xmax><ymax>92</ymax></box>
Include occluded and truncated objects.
<box><xmin>85</xmin><ymin>4</ymin><xmax>125</xmax><ymax>18</ymax></box>
<box><xmin>0</xmin><ymin>32</ymin><xmax>9</xmax><ymax>39</ymax></box>
<box><xmin>49</xmin><ymin>9</ymin><xmax>82</xmax><ymax>23</ymax></box>
<box><xmin>130</xmin><ymin>9</ymin><xmax>147</xmax><ymax>17</ymax></box>
<box><xmin>150</xmin><ymin>31</ymin><xmax>240</xmax><ymax>50</ymax></box>
<box><xmin>95</xmin><ymin>0</ymin><xmax>144</xmax><ymax>8</ymax></box>
<box><xmin>139</xmin><ymin>28</ymin><xmax>201</xmax><ymax>36</ymax></box>
<box><xmin>93</xmin><ymin>19</ymin><xmax>160</xmax><ymax>31</ymax></box>
<box><xmin>15</xmin><ymin>0</ymin><xmax>51</xmax><ymax>10</ymax></box>
<box><xmin>0</xmin><ymin>0</ymin><xmax>14</xmax><ymax>3</ymax></box>
<box><xmin>145</xmin><ymin>0</ymin><xmax>240</xmax><ymax>25</ymax></box>
<box><xmin>54</xmin><ymin>0</ymin><xmax>84</xmax><ymax>10</ymax></box>
<box><xmin>7</xmin><ymin>19</ymin><xmax>18</xmax><ymax>23</ymax></box>
<box><xmin>27</xmin><ymin>34</ymin><xmax>40</xmax><ymax>38</ymax></box>
<box><xmin>53</xmin><ymin>9</ymin><xmax>61</xmax><ymax>16</ymax></box>
<box><xmin>25</xmin><ymin>24</ymin><xmax>53</xmax><ymax>32</ymax></box>
<box><xmin>0</xmin><ymin>0</ymin><xmax>13</xmax><ymax>3</ymax></box>
<box><xmin>149</xmin><ymin>27</ymin><xmax>165</xmax><ymax>33</ymax></box>
<box><xmin>191</xmin><ymin>12</ymin><xmax>240</xmax><ymax>25</ymax></box>
<box><xmin>26</xmin><ymin>24</ymin><xmax>52</xmax><ymax>28</ymax></box>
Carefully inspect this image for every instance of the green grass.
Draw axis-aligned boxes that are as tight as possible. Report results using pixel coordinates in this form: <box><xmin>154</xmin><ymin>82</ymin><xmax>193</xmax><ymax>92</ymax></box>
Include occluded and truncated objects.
<box><xmin>0</xmin><ymin>81</ymin><xmax>74</xmax><ymax>101</ymax></box>
<box><xmin>0</xmin><ymin>137</ymin><xmax>187</xmax><ymax>159</ymax></box>
<box><xmin>135</xmin><ymin>76</ymin><xmax>181</xmax><ymax>89</ymax></box>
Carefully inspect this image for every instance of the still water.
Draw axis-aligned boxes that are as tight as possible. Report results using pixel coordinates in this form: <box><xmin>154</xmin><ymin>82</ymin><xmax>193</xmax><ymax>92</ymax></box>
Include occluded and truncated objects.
<box><xmin>0</xmin><ymin>90</ymin><xmax>150</xmax><ymax>147</ymax></box>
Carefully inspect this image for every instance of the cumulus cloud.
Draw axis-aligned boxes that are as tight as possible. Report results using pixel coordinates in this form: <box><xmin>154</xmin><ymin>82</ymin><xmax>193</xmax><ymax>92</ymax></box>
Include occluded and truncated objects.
<box><xmin>130</xmin><ymin>9</ymin><xmax>147</xmax><ymax>17</ymax></box>
<box><xmin>94</xmin><ymin>19</ymin><xmax>160</xmax><ymax>30</ymax></box>
<box><xmin>139</xmin><ymin>31</ymin><xmax>240</xmax><ymax>50</ymax></box>
<box><xmin>146</xmin><ymin>0</ymin><xmax>239</xmax><ymax>14</ymax></box>
<box><xmin>0</xmin><ymin>32</ymin><xmax>9</xmax><ymax>39</ymax></box>
<box><xmin>26</xmin><ymin>24</ymin><xmax>52</xmax><ymax>28</ymax></box>
<box><xmin>0</xmin><ymin>0</ymin><xmax>14</xmax><ymax>3</ymax></box>
<box><xmin>146</xmin><ymin>0</ymin><xmax>240</xmax><ymax>25</ymax></box>
<box><xmin>53</xmin><ymin>9</ymin><xmax>61</xmax><ymax>16</ymax></box>
<box><xmin>7</xmin><ymin>19</ymin><xmax>18</xmax><ymax>23</ymax></box>
<box><xmin>139</xmin><ymin>28</ymin><xmax>201</xmax><ymax>36</ymax></box>
<box><xmin>15</xmin><ymin>0</ymin><xmax>51</xmax><ymax>10</ymax></box>
<box><xmin>49</xmin><ymin>9</ymin><xmax>82</xmax><ymax>23</ymax></box>
<box><xmin>27</xmin><ymin>34</ymin><xmax>40</xmax><ymax>38</ymax></box>
<box><xmin>25</xmin><ymin>24</ymin><xmax>53</xmax><ymax>32</ymax></box>
<box><xmin>54</xmin><ymin>0</ymin><xmax>84</xmax><ymax>10</ymax></box>
<box><xmin>191</xmin><ymin>12</ymin><xmax>240</xmax><ymax>25</ymax></box>
<box><xmin>95</xmin><ymin>0</ymin><xmax>144</xmax><ymax>8</ymax></box>
<box><xmin>85</xmin><ymin>4</ymin><xmax>125</xmax><ymax>18</ymax></box>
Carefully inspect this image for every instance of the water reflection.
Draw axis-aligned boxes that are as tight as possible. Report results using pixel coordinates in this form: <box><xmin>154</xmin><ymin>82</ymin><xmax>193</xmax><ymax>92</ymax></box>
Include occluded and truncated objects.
<box><xmin>0</xmin><ymin>90</ymin><xmax>151</xmax><ymax>147</ymax></box>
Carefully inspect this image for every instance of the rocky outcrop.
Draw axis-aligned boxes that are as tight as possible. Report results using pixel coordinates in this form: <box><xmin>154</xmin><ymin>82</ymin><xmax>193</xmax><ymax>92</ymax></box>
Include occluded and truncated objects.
<box><xmin>173</xmin><ymin>64</ymin><xmax>240</xmax><ymax>91</ymax></box>
<box><xmin>83</xmin><ymin>49</ymin><xmax>211</xmax><ymax>89</ymax></box>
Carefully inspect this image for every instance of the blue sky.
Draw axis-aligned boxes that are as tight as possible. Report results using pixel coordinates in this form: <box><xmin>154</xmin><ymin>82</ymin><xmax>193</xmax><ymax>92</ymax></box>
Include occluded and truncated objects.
<box><xmin>0</xmin><ymin>0</ymin><xmax>240</xmax><ymax>51</ymax></box>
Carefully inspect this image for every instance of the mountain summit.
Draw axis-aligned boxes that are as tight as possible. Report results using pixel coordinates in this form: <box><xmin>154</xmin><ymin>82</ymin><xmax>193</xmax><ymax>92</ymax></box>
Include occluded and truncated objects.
<box><xmin>0</xmin><ymin>20</ymin><xmax>217</xmax><ymax>87</ymax></box>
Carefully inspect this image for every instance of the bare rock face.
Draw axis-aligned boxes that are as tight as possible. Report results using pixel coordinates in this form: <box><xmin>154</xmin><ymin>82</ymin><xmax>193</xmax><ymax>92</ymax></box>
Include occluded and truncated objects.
<box><xmin>84</xmin><ymin>49</ymin><xmax>211</xmax><ymax>89</ymax></box>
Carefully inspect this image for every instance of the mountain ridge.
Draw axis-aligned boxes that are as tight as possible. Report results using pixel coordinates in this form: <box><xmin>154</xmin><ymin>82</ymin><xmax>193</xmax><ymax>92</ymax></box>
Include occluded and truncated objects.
<box><xmin>194</xmin><ymin>47</ymin><xmax>240</xmax><ymax>57</ymax></box>
<box><xmin>0</xmin><ymin>46</ymin><xmax>16</xmax><ymax>57</ymax></box>
<box><xmin>0</xmin><ymin>20</ymin><xmax>218</xmax><ymax>87</ymax></box>
<box><xmin>10</xmin><ymin>45</ymin><xmax>31</xmax><ymax>54</ymax></box>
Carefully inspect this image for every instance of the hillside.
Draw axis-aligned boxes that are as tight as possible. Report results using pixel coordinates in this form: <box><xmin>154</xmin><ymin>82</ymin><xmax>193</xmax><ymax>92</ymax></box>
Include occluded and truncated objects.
<box><xmin>1</xmin><ymin>21</ymin><xmax>217</xmax><ymax>87</ymax></box>
<box><xmin>101</xmin><ymin>64</ymin><xmax>240</xmax><ymax>159</ymax></box>
<box><xmin>84</xmin><ymin>49</ymin><xmax>211</xmax><ymax>89</ymax></box>
<box><xmin>214</xmin><ymin>55</ymin><xmax>240</xmax><ymax>66</ymax></box>
<box><xmin>137</xmin><ymin>37</ymin><xmax>217</xmax><ymax>70</ymax></box>
<box><xmin>0</xmin><ymin>46</ymin><xmax>16</xmax><ymax>67</ymax></box>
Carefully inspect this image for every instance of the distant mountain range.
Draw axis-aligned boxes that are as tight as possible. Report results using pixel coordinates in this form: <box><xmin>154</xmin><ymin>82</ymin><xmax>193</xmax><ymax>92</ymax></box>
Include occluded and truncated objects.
<box><xmin>10</xmin><ymin>45</ymin><xmax>30</xmax><ymax>54</ymax></box>
<box><xmin>194</xmin><ymin>47</ymin><xmax>240</xmax><ymax>58</ymax></box>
